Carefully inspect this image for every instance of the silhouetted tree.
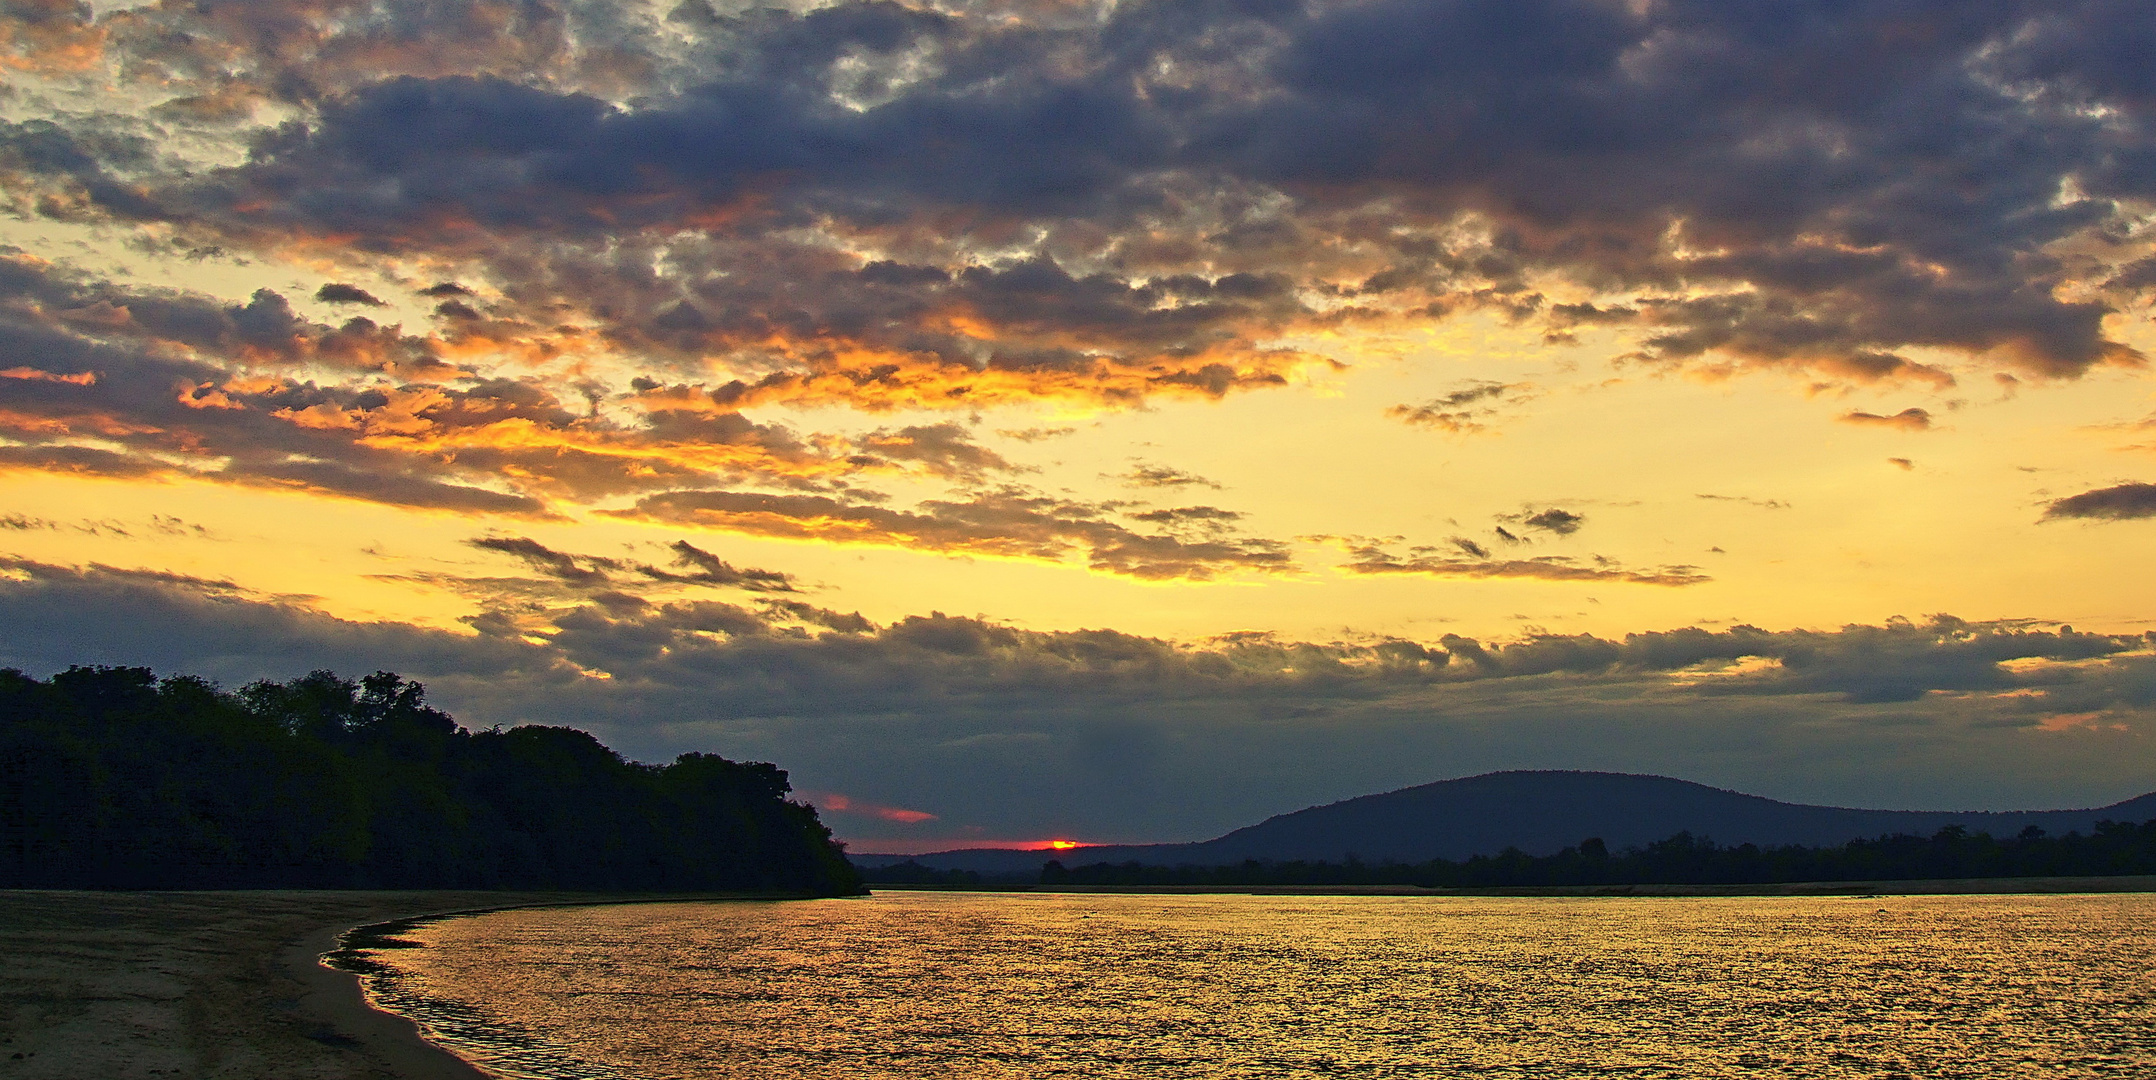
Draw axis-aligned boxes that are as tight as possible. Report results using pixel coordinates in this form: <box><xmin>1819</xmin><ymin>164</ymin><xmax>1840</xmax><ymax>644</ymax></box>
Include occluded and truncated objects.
<box><xmin>0</xmin><ymin>666</ymin><xmax>861</xmax><ymax>894</ymax></box>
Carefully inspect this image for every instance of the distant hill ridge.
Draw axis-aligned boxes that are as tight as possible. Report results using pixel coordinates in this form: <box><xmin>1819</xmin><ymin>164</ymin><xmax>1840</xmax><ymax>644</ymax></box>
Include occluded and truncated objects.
<box><xmin>854</xmin><ymin>771</ymin><xmax>2156</xmax><ymax>875</ymax></box>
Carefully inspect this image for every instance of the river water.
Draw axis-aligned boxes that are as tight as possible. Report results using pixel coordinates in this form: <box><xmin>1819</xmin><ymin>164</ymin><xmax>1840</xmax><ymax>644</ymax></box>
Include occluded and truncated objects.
<box><xmin>342</xmin><ymin>891</ymin><xmax>2156</xmax><ymax>1079</ymax></box>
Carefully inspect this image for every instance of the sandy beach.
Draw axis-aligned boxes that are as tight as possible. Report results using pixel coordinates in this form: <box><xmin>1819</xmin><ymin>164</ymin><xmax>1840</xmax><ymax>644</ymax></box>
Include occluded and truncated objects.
<box><xmin>0</xmin><ymin>890</ymin><xmax>667</xmax><ymax>1080</ymax></box>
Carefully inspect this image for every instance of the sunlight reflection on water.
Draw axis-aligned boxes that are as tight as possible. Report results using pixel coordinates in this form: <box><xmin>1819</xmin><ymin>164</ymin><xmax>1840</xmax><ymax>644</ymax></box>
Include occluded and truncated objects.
<box><xmin>349</xmin><ymin>892</ymin><xmax>2156</xmax><ymax>1079</ymax></box>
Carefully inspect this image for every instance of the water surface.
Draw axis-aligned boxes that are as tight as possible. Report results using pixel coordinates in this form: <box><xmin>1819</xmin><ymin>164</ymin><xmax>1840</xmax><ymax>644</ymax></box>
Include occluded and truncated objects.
<box><xmin>348</xmin><ymin>891</ymin><xmax>2156</xmax><ymax>1079</ymax></box>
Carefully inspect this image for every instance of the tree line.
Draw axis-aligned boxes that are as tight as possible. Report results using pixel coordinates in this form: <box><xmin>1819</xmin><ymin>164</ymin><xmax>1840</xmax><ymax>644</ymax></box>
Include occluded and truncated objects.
<box><xmin>862</xmin><ymin>821</ymin><xmax>2156</xmax><ymax>888</ymax></box>
<box><xmin>0</xmin><ymin>665</ymin><xmax>861</xmax><ymax>894</ymax></box>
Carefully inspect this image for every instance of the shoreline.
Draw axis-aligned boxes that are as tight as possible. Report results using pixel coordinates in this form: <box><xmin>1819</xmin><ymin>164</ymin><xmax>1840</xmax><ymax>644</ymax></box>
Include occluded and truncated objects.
<box><xmin>303</xmin><ymin>892</ymin><xmax>839</xmax><ymax>1080</ymax></box>
<box><xmin>867</xmin><ymin>873</ymin><xmax>2156</xmax><ymax>896</ymax></box>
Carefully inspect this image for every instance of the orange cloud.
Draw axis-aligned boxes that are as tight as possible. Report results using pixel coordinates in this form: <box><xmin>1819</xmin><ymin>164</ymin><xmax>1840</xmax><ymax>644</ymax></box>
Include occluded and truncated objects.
<box><xmin>811</xmin><ymin>792</ymin><xmax>938</xmax><ymax>824</ymax></box>
<box><xmin>0</xmin><ymin>0</ymin><xmax>106</xmax><ymax>74</ymax></box>
<box><xmin>0</xmin><ymin>367</ymin><xmax>95</xmax><ymax>386</ymax></box>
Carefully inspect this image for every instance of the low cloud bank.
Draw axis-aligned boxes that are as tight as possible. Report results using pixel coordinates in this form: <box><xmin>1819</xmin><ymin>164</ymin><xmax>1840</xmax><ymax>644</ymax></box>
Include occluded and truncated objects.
<box><xmin>2</xmin><ymin>558</ymin><xmax>2151</xmax><ymax>846</ymax></box>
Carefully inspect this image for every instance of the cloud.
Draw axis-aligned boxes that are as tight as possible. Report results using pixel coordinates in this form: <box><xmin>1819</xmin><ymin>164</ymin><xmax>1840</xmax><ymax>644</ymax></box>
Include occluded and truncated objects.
<box><xmin>314</xmin><ymin>282</ymin><xmax>384</xmax><ymax>306</ymax></box>
<box><xmin>604</xmin><ymin>486</ymin><xmax>1293</xmax><ymax>580</ymax></box>
<box><xmin>1520</xmin><ymin>508</ymin><xmax>1584</xmax><ymax>535</ymax></box>
<box><xmin>3</xmin><ymin>559</ymin><xmax>2152</xmax><ymax>844</ymax></box>
<box><xmin>853</xmin><ymin>423</ymin><xmax>1018</xmax><ymax>481</ymax></box>
<box><xmin>1127</xmin><ymin>505</ymin><xmax>1244</xmax><ymax>531</ymax></box>
<box><xmin>807</xmin><ymin>792</ymin><xmax>938</xmax><ymax>825</ymax></box>
<box><xmin>1447</xmin><ymin>536</ymin><xmax>1491</xmax><ymax>559</ymax></box>
<box><xmin>468</xmin><ymin>535</ymin><xmax>620</xmax><ymax>587</ymax></box>
<box><xmin>645</xmin><ymin>541</ymin><xmax>798</xmax><ymax>593</ymax></box>
<box><xmin>2042</xmin><ymin>482</ymin><xmax>2156</xmax><ymax>521</ymax></box>
<box><xmin>2</xmin><ymin>366</ymin><xmax>96</xmax><ymax>386</ymax></box>
<box><xmin>3</xmin><ymin>0</ymin><xmax>2144</xmax><ymax>417</ymax></box>
<box><xmin>1344</xmin><ymin>552</ymin><xmax>1710</xmax><ymax>587</ymax></box>
<box><xmin>1389</xmin><ymin>381</ymin><xmax>1533</xmax><ymax>434</ymax></box>
<box><xmin>0</xmin><ymin>255</ymin><xmax>1056</xmax><ymax>519</ymax></box>
<box><xmin>1696</xmin><ymin>494</ymin><xmax>1790</xmax><ymax>510</ymax></box>
<box><xmin>1839</xmin><ymin>408</ymin><xmax>1934</xmax><ymax>432</ymax></box>
<box><xmin>1338</xmin><ymin>535</ymin><xmax>1702</xmax><ymax>586</ymax></box>
<box><xmin>1116</xmin><ymin>463</ymin><xmax>1222</xmax><ymax>490</ymax></box>
<box><xmin>384</xmin><ymin>535</ymin><xmax>805</xmax><ymax>613</ymax></box>
<box><xmin>996</xmin><ymin>426</ymin><xmax>1075</xmax><ymax>443</ymax></box>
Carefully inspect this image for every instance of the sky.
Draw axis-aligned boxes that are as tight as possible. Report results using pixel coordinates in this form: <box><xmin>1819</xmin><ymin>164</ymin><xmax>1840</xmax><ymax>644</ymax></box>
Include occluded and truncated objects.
<box><xmin>2</xmin><ymin>0</ymin><xmax>2156</xmax><ymax>853</ymax></box>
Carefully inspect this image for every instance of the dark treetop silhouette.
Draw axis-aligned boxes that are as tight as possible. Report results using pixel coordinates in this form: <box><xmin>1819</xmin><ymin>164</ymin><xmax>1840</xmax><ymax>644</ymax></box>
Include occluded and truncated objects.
<box><xmin>0</xmin><ymin>665</ymin><xmax>860</xmax><ymax>894</ymax></box>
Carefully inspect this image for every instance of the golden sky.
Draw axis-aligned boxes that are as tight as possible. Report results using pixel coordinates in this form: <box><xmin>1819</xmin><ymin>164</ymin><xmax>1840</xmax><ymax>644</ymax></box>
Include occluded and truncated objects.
<box><xmin>4</xmin><ymin>0</ymin><xmax>2156</xmax><ymax>849</ymax></box>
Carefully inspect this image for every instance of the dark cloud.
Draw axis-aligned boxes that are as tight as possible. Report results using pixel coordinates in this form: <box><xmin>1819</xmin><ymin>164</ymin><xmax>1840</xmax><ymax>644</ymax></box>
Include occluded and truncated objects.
<box><xmin>414</xmin><ymin>536</ymin><xmax>802</xmax><ymax>610</ymax></box>
<box><xmin>7</xmin><ymin>0</ymin><xmax>2144</xmax><ymax>408</ymax></box>
<box><xmin>468</xmin><ymin>535</ymin><xmax>620</xmax><ymax>586</ymax></box>
<box><xmin>645</xmin><ymin>540</ymin><xmax>797</xmax><ymax>593</ymax></box>
<box><xmin>1448</xmin><ymin>536</ymin><xmax>1491</xmax><ymax>559</ymax></box>
<box><xmin>3</xmin><ymin>559</ymin><xmax>2151</xmax><ymax>844</ymax></box>
<box><xmin>1520</xmin><ymin>508</ymin><xmax>1584</xmax><ymax>535</ymax></box>
<box><xmin>314</xmin><ymin>282</ymin><xmax>385</xmax><ymax>306</ymax></box>
<box><xmin>2042</xmin><ymin>482</ymin><xmax>2156</xmax><ymax>521</ymax></box>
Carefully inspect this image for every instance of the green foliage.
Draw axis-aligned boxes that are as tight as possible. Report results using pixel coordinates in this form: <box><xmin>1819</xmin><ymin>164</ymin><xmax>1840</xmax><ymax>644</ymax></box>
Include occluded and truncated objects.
<box><xmin>1031</xmin><ymin>822</ymin><xmax>2156</xmax><ymax>888</ymax></box>
<box><xmin>0</xmin><ymin>666</ymin><xmax>861</xmax><ymax>894</ymax></box>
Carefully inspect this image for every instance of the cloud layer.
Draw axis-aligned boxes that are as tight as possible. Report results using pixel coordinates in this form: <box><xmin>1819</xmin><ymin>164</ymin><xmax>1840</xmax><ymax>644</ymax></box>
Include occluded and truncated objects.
<box><xmin>5</xmin><ymin>555</ymin><xmax>2151</xmax><ymax>844</ymax></box>
<box><xmin>8</xmin><ymin>0</ymin><xmax>2156</xmax><ymax>398</ymax></box>
<box><xmin>5</xmin><ymin>0</ymin><xmax>2154</xmax><ymax>571</ymax></box>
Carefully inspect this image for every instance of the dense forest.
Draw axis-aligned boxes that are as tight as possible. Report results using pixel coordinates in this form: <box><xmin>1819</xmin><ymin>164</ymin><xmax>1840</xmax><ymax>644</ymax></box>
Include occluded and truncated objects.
<box><xmin>864</xmin><ymin>821</ymin><xmax>2156</xmax><ymax>889</ymax></box>
<box><xmin>0</xmin><ymin>666</ymin><xmax>861</xmax><ymax>894</ymax></box>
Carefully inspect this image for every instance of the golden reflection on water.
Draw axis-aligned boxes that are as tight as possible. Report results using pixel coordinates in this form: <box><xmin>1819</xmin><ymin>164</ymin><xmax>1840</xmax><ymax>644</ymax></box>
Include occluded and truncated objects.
<box><xmin>355</xmin><ymin>892</ymin><xmax>2156</xmax><ymax>1079</ymax></box>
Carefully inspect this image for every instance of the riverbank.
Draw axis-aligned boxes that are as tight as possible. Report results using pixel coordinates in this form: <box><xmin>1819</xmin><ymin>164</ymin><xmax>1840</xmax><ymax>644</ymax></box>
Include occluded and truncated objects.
<box><xmin>0</xmin><ymin>890</ymin><xmax>802</xmax><ymax>1080</ymax></box>
<box><xmin>869</xmin><ymin>874</ymin><xmax>2156</xmax><ymax>896</ymax></box>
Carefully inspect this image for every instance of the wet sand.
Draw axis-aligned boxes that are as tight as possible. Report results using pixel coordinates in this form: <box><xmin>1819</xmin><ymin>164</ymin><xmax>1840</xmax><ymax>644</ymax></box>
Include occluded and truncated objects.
<box><xmin>0</xmin><ymin>890</ymin><xmax>727</xmax><ymax>1080</ymax></box>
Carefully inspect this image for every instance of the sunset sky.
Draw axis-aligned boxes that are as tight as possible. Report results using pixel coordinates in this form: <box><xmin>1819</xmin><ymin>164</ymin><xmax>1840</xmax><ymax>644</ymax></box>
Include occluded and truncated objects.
<box><xmin>3</xmin><ymin>0</ymin><xmax>2155</xmax><ymax>852</ymax></box>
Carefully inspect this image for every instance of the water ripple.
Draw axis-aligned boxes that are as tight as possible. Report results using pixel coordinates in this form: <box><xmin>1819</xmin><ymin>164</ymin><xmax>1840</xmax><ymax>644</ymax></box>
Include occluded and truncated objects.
<box><xmin>344</xmin><ymin>893</ymin><xmax>2156</xmax><ymax>1079</ymax></box>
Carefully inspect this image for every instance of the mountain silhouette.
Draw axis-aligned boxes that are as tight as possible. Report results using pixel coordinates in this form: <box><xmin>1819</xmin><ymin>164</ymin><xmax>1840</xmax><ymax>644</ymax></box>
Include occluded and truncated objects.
<box><xmin>854</xmin><ymin>771</ymin><xmax>2156</xmax><ymax>874</ymax></box>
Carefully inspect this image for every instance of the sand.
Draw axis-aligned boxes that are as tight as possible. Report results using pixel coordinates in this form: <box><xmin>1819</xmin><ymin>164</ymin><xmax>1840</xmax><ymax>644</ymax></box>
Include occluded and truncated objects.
<box><xmin>0</xmin><ymin>890</ymin><xmax>656</xmax><ymax>1080</ymax></box>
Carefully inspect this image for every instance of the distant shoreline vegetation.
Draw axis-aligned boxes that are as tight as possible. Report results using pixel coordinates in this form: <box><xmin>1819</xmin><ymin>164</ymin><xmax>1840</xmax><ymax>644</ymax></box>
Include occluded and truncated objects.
<box><xmin>0</xmin><ymin>666</ymin><xmax>861</xmax><ymax>894</ymax></box>
<box><xmin>866</xmin><ymin>825</ymin><xmax>2156</xmax><ymax>889</ymax></box>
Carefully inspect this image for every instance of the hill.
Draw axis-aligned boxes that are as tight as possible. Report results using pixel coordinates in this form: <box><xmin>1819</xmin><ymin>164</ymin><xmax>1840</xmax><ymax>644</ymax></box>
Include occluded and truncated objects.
<box><xmin>857</xmin><ymin>771</ymin><xmax>2156</xmax><ymax>875</ymax></box>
